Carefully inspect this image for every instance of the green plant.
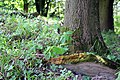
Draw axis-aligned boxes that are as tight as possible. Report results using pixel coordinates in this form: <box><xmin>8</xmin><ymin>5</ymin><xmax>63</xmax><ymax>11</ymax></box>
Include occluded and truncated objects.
<box><xmin>114</xmin><ymin>15</ymin><xmax>120</xmax><ymax>34</ymax></box>
<box><xmin>0</xmin><ymin>9</ymin><xmax>74</xmax><ymax>79</ymax></box>
<box><xmin>55</xmin><ymin>68</ymin><xmax>74</xmax><ymax>80</ymax></box>
<box><xmin>44</xmin><ymin>30</ymin><xmax>73</xmax><ymax>59</ymax></box>
<box><xmin>116</xmin><ymin>71</ymin><xmax>120</xmax><ymax>80</ymax></box>
<box><xmin>102</xmin><ymin>31</ymin><xmax>120</xmax><ymax>61</ymax></box>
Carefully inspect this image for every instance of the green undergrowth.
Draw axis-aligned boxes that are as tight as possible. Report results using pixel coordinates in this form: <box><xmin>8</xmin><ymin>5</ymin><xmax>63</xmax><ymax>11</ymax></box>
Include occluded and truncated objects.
<box><xmin>0</xmin><ymin>10</ymin><xmax>75</xmax><ymax>80</ymax></box>
<box><xmin>102</xmin><ymin>30</ymin><xmax>120</xmax><ymax>80</ymax></box>
<box><xmin>0</xmin><ymin>9</ymin><xmax>120</xmax><ymax>80</ymax></box>
<box><xmin>102</xmin><ymin>31</ymin><xmax>120</xmax><ymax>62</ymax></box>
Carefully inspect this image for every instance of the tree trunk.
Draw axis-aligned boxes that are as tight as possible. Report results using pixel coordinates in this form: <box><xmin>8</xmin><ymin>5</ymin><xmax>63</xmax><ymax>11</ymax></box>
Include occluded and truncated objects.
<box><xmin>99</xmin><ymin>0</ymin><xmax>114</xmax><ymax>31</ymax></box>
<box><xmin>35</xmin><ymin>0</ymin><xmax>49</xmax><ymax>17</ymax></box>
<box><xmin>23</xmin><ymin>0</ymin><xmax>29</xmax><ymax>13</ymax></box>
<box><xmin>64</xmin><ymin>0</ymin><xmax>108</xmax><ymax>55</ymax></box>
<box><xmin>44</xmin><ymin>1</ymin><xmax>50</xmax><ymax>17</ymax></box>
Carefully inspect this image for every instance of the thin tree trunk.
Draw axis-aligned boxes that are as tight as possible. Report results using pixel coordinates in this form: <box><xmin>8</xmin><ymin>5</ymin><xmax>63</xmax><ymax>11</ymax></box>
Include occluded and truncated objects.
<box><xmin>23</xmin><ymin>0</ymin><xmax>29</xmax><ymax>13</ymax></box>
<box><xmin>43</xmin><ymin>1</ymin><xmax>50</xmax><ymax>17</ymax></box>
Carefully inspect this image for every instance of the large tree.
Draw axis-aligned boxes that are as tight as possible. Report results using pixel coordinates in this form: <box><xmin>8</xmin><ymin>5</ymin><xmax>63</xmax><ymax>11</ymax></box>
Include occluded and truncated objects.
<box><xmin>99</xmin><ymin>0</ymin><xmax>114</xmax><ymax>31</ymax></box>
<box><xmin>64</xmin><ymin>0</ymin><xmax>108</xmax><ymax>55</ymax></box>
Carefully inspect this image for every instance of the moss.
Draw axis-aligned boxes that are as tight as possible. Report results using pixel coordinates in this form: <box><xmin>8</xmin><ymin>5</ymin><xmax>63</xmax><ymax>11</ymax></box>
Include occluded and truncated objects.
<box><xmin>48</xmin><ymin>53</ymin><xmax>120</xmax><ymax>69</ymax></box>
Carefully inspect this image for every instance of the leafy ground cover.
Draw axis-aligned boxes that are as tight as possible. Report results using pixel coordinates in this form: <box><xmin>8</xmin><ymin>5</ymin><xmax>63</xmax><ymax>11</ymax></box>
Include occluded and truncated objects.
<box><xmin>0</xmin><ymin>9</ymin><xmax>76</xmax><ymax>80</ymax></box>
<box><xmin>0</xmin><ymin>9</ymin><xmax>120</xmax><ymax>80</ymax></box>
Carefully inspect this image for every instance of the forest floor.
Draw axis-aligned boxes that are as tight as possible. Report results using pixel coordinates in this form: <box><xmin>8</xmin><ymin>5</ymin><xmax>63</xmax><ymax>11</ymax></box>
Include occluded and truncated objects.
<box><xmin>0</xmin><ymin>9</ymin><xmax>120</xmax><ymax>80</ymax></box>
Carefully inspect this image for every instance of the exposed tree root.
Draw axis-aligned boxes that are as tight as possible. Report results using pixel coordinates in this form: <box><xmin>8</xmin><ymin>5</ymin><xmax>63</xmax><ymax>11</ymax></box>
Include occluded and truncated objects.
<box><xmin>47</xmin><ymin>53</ymin><xmax>120</xmax><ymax>79</ymax></box>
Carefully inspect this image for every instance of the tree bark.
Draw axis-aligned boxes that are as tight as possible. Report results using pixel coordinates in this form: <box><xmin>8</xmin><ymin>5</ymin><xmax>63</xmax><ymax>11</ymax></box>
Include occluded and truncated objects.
<box><xmin>64</xmin><ymin>0</ymin><xmax>108</xmax><ymax>55</ymax></box>
<box><xmin>23</xmin><ymin>0</ymin><xmax>29</xmax><ymax>13</ymax></box>
<box><xmin>35</xmin><ymin>0</ymin><xmax>49</xmax><ymax>17</ymax></box>
<box><xmin>99</xmin><ymin>0</ymin><xmax>114</xmax><ymax>31</ymax></box>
